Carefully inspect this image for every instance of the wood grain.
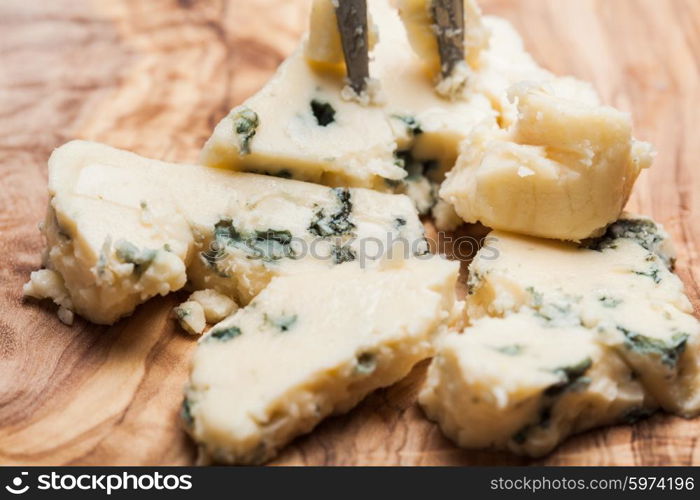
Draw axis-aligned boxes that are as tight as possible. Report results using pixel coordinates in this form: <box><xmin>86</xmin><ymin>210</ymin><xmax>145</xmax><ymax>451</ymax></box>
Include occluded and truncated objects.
<box><xmin>1</xmin><ymin>0</ymin><xmax>699</xmax><ymax>466</ymax></box>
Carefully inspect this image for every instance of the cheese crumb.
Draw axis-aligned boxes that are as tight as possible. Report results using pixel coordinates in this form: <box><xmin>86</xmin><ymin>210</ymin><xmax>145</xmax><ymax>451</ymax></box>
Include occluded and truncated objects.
<box><xmin>517</xmin><ymin>166</ymin><xmax>534</xmax><ymax>178</ymax></box>
<box><xmin>174</xmin><ymin>301</ymin><xmax>207</xmax><ymax>336</ymax></box>
<box><xmin>432</xmin><ymin>199</ymin><xmax>463</xmax><ymax>231</ymax></box>
<box><xmin>188</xmin><ymin>289</ymin><xmax>238</xmax><ymax>323</ymax></box>
<box><xmin>340</xmin><ymin>77</ymin><xmax>386</xmax><ymax>106</ymax></box>
<box><xmin>57</xmin><ymin>306</ymin><xmax>74</xmax><ymax>326</ymax></box>
<box><xmin>23</xmin><ymin>269</ymin><xmax>73</xmax><ymax>310</ymax></box>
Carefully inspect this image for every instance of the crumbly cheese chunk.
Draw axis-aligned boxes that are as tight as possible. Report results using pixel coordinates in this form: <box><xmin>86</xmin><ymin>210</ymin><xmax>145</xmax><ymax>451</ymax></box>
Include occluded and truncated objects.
<box><xmin>422</xmin><ymin>216</ymin><xmax>700</xmax><ymax>457</ymax></box>
<box><xmin>57</xmin><ymin>306</ymin><xmax>74</xmax><ymax>326</ymax></box>
<box><xmin>23</xmin><ymin>269</ymin><xmax>72</xmax><ymax>310</ymax></box>
<box><xmin>188</xmin><ymin>289</ymin><xmax>238</xmax><ymax>323</ymax></box>
<box><xmin>174</xmin><ymin>301</ymin><xmax>207</xmax><ymax>336</ymax></box>
<box><xmin>24</xmin><ymin>270</ymin><xmax>78</xmax><ymax>326</ymax></box>
<box><xmin>184</xmin><ymin>257</ymin><xmax>461</xmax><ymax>464</ymax></box>
<box><xmin>420</xmin><ymin>312</ymin><xmax>652</xmax><ymax>457</ymax></box>
<box><xmin>431</xmin><ymin>199</ymin><xmax>463</xmax><ymax>232</ymax></box>
<box><xmin>441</xmin><ymin>81</ymin><xmax>655</xmax><ymax>241</ymax></box>
<box><xmin>29</xmin><ymin>140</ymin><xmax>427</xmax><ymax>324</ymax></box>
<box><xmin>467</xmin><ymin>216</ymin><xmax>681</xmax><ymax>318</ymax></box>
<box><xmin>201</xmin><ymin>0</ymin><xmax>497</xmax><ymax>197</ymax></box>
<box><xmin>467</xmin><ymin>217</ymin><xmax>700</xmax><ymax>415</ymax></box>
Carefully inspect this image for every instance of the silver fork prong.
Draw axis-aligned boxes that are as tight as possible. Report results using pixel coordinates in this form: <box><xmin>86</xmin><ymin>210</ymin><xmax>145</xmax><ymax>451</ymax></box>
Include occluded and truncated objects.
<box><xmin>432</xmin><ymin>0</ymin><xmax>465</xmax><ymax>78</ymax></box>
<box><xmin>335</xmin><ymin>0</ymin><xmax>370</xmax><ymax>95</ymax></box>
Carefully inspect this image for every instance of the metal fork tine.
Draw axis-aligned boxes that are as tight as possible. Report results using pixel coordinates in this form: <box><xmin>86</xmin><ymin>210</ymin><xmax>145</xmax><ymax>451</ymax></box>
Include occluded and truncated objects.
<box><xmin>432</xmin><ymin>0</ymin><xmax>465</xmax><ymax>78</ymax></box>
<box><xmin>335</xmin><ymin>0</ymin><xmax>370</xmax><ymax>95</ymax></box>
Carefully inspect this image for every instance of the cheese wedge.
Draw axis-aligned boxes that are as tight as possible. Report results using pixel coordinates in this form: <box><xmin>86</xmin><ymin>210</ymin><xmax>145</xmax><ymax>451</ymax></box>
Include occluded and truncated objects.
<box><xmin>467</xmin><ymin>217</ymin><xmax>700</xmax><ymax>415</ymax></box>
<box><xmin>183</xmin><ymin>256</ymin><xmax>461</xmax><ymax>464</ymax></box>
<box><xmin>25</xmin><ymin>140</ymin><xmax>427</xmax><ymax>325</ymax></box>
<box><xmin>420</xmin><ymin>311</ymin><xmax>653</xmax><ymax>457</ymax></box>
<box><xmin>200</xmin><ymin>53</ymin><xmax>401</xmax><ymax>190</ymax></box>
<box><xmin>201</xmin><ymin>0</ymin><xmax>400</xmax><ymax>191</ymax></box>
<box><xmin>441</xmin><ymin>81</ymin><xmax>655</xmax><ymax>241</ymax></box>
<box><xmin>421</xmin><ymin>216</ymin><xmax>700</xmax><ymax>456</ymax></box>
<box><xmin>201</xmin><ymin>0</ymin><xmax>497</xmax><ymax>201</ymax></box>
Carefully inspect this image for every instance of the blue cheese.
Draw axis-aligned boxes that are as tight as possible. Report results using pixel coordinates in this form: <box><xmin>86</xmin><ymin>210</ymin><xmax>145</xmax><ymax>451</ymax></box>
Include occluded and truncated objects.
<box><xmin>200</xmin><ymin>47</ymin><xmax>401</xmax><ymax>189</ymax></box>
<box><xmin>201</xmin><ymin>0</ymin><xmax>497</xmax><ymax>199</ymax></box>
<box><xmin>184</xmin><ymin>257</ymin><xmax>461</xmax><ymax>464</ymax></box>
<box><xmin>440</xmin><ymin>81</ymin><xmax>654</xmax><ymax>241</ymax></box>
<box><xmin>466</xmin><ymin>216</ymin><xmax>700</xmax><ymax>416</ymax></box>
<box><xmin>420</xmin><ymin>312</ymin><xmax>652</xmax><ymax>457</ymax></box>
<box><xmin>26</xmin><ymin>141</ymin><xmax>427</xmax><ymax>324</ymax></box>
<box><xmin>422</xmin><ymin>215</ymin><xmax>700</xmax><ymax>456</ymax></box>
<box><xmin>174</xmin><ymin>301</ymin><xmax>207</xmax><ymax>336</ymax></box>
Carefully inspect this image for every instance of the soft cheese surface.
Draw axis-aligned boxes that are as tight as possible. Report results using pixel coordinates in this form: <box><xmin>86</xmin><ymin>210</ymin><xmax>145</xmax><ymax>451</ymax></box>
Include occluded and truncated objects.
<box><xmin>200</xmin><ymin>0</ymin><xmax>501</xmax><ymax>211</ymax></box>
<box><xmin>201</xmin><ymin>48</ymin><xmax>402</xmax><ymax>189</ymax></box>
<box><xmin>420</xmin><ymin>311</ymin><xmax>652</xmax><ymax>456</ymax></box>
<box><xmin>202</xmin><ymin>0</ymin><xmax>641</xmax><ymax>235</ymax></box>
<box><xmin>469</xmin><ymin>218</ymin><xmax>700</xmax><ymax>414</ymax></box>
<box><xmin>421</xmin><ymin>216</ymin><xmax>700</xmax><ymax>456</ymax></box>
<box><xmin>441</xmin><ymin>81</ymin><xmax>655</xmax><ymax>241</ymax></box>
<box><xmin>28</xmin><ymin>140</ymin><xmax>426</xmax><ymax>324</ymax></box>
<box><xmin>184</xmin><ymin>257</ymin><xmax>461</xmax><ymax>464</ymax></box>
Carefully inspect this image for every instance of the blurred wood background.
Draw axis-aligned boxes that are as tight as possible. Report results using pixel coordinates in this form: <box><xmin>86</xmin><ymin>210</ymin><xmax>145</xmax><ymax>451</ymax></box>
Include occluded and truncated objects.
<box><xmin>1</xmin><ymin>0</ymin><xmax>699</xmax><ymax>465</ymax></box>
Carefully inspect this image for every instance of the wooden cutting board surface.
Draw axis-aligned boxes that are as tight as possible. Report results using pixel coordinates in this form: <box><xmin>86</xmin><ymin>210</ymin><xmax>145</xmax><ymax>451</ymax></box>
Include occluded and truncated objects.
<box><xmin>1</xmin><ymin>0</ymin><xmax>699</xmax><ymax>466</ymax></box>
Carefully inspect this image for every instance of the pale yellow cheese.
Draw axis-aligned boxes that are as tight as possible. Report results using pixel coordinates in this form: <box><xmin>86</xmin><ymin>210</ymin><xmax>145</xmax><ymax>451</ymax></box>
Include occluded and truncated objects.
<box><xmin>23</xmin><ymin>268</ymin><xmax>75</xmax><ymax>325</ymax></box>
<box><xmin>184</xmin><ymin>257</ymin><xmax>461</xmax><ymax>464</ymax></box>
<box><xmin>431</xmin><ymin>199</ymin><xmax>463</xmax><ymax>231</ymax></box>
<box><xmin>467</xmin><ymin>218</ymin><xmax>700</xmax><ymax>415</ymax></box>
<box><xmin>469</xmin><ymin>17</ymin><xmax>552</xmax><ymax>127</ymax></box>
<box><xmin>40</xmin><ymin>195</ymin><xmax>191</xmax><ymax>325</ymax></box>
<box><xmin>420</xmin><ymin>312</ymin><xmax>652</xmax><ymax>457</ymax></box>
<box><xmin>201</xmin><ymin>0</ymin><xmax>498</xmax><ymax>200</ymax></box>
<box><xmin>200</xmin><ymin>46</ymin><xmax>401</xmax><ymax>190</ymax></box>
<box><xmin>23</xmin><ymin>269</ymin><xmax>72</xmax><ymax>310</ymax></box>
<box><xmin>27</xmin><ymin>140</ymin><xmax>427</xmax><ymax>324</ymax></box>
<box><xmin>441</xmin><ymin>81</ymin><xmax>654</xmax><ymax>241</ymax></box>
<box><xmin>374</xmin><ymin>0</ymin><xmax>497</xmax><ymax>177</ymax></box>
<box><xmin>398</xmin><ymin>0</ymin><xmax>553</xmax><ymax>122</ymax></box>
<box><xmin>188</xmin><ymin>289</ymin><xmax>238</xmax><ymax>323</ymax></box>
<box><xmin>305</xmin><ymin>0</ymin><xmax>347</xmax><ymax>69</ymax></box>
<box><xmin>421</xmin><ymin>216</ymin><xmax>700</xmax><ymax>457</ymax></box>
<box><xmin>174</xmin><ymin>301</ymin><xmax>207</xmax><ymax>336</ymax></box>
